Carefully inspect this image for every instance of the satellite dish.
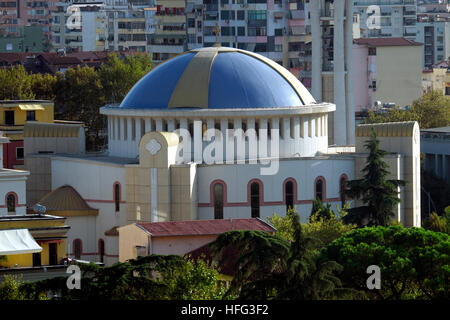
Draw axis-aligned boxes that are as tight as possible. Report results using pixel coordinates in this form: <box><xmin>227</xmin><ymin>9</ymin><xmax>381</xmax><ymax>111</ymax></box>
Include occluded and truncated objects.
<box><xmin>33</xmin><ymin>204</ymin><xmax>46</xmax><ymax>214</ymax></box>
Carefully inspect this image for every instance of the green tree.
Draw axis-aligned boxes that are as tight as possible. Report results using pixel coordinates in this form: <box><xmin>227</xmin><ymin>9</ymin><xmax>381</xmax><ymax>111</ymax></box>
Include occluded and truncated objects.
<box><xmin>53</xmin><ymin>65</ymin><xmax>106</xmax><ymax>151</ymax></box>
<box><xmin>363</xmin><ymin>90</ymin><xmax>450</xmax><ymax>129</ymax></box>
<box><xmin>319</xmin><ymin>226</ymin><xmax>450</xmax><ymax>299</ymax></box>
<box><xmin>423</xmin><ymin>212</ymin><xmax>449</xmax><ymax>234</ymax></box>
<box><xmin>0</xmin><ymin>65</ymin><xmax>35</xmax><ymax>100</ymax></box>
<box><xmin>99</xmin><ymin>53</ymin><xmax>153</xmax><ymax>104</ymax></box>
<box><xmin>21</xmin><ymin>255</ymin><xmax>226</xmax><ymax>300</ymax></box>
<box><xmin>30</xmin><ymin>72</ymin><xmax>57</xmax><ymax>100</ymax></box>
<box><xmin>208</xmin><ymin>230</ymin><xmax>290</xmax><ymax>299</ymax></box>
<box><xmin>310</xmin><ymin>198</ymin><xmax>333</xmax><ymax>220</ymax></box>
<box><xmin>343</xmin><ymin>129</ymin><xmax>405</xmax><ymax>226</ymax></box>
<box><xmin>210</xmin><ymin>210</ymin><xmax>347</xmax><ymax>300</ymax></box>
<box><xmin>273</xmin><ymin>210</ymin><xmax>345</xmax><ymax>300</ymax></box>
<box><xmin>267</xmin><ymin>207</ymin><xmax>355</xmax><ymax>249</ymax></box>
<box><xmin>304</xmin><ymin>207</ymin><xmax>356</xmax><ymax>250</ymax></box>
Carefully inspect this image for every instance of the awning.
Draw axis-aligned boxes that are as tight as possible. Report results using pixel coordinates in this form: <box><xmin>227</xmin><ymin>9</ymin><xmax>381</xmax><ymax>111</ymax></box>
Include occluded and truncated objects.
<box><xmin>0</xmin><ymin>229</ymin><xmax>42</xmax><ymax>255</ymax></box>
<box><xmin>18</xmin><ymin>104</ymin><xmax>45</xmax><ymax>111</ymax></box>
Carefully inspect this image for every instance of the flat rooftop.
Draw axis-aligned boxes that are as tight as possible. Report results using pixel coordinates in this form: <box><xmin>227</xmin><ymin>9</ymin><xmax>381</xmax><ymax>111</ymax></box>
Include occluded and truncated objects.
<box><xmin>421</xmin><ymin>126</ymin><xmax>450</xmax><ymax>134</ymax></box>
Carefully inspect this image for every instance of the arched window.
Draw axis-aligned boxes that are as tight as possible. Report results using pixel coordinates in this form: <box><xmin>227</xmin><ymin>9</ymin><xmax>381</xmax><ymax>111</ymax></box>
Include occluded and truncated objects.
<box><xmin>98</xmin><ymin>239</ymin><xmax>105</xmax><ymax>263</ymax></box>
<box><xmin>315</xmin><ymin>177</ymin><xmax>325</xmax><ymax>202</ymax></box>
<box><xmin>6</xmin><ymin>193</ymin><xmax>16</xmax><ymax>213</ymax></box>
<box><xmin>285</xmin><ymin>180</ymin><xmax>294</xmax><ymax>212</ymax></box>
<box><xmin>339</xmin><ymin>174</ymin><xmax>348</xmax><ymax>207</ymax></box>
<box><xmin>114</xmin><ymin>183</ymin><xmax>121</xmax><ymax>212</ymax></box>
<box><xmin>250</xmin><ymin>182</ymin><xmax>261</xmax><ymax>218</ymax></box>
<box><xmin>213</xmin><ymin>183</ymin><xmax>224</xmax><ymax>219</ymax></box>
<box><xmin>73</xmin><ymin>239</ymin><xmax>82</xmax><ymax>259</ymax></box>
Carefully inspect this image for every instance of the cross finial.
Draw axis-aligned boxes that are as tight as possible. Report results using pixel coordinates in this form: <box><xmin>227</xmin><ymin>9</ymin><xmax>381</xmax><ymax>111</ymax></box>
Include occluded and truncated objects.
<box><xmin>213</xmin><ymin>22</ymin><xmax>220</xmax><ymax>47</ymax></box>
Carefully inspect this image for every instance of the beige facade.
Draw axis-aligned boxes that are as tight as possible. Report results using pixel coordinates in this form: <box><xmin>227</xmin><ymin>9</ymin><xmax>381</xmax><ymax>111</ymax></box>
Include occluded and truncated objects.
<box><xmin>373</xmin><ymin>45</ymin><xmax>423</xmax><ymax>108</ymax></box>
<box><xmin>422</xmin><ymin>68</ymin><xmax>448</xmax><ymax>94</ymax></box>
<box><xmin>125</xmin><ymin>131</ymin><xmax>198</xmax><ymax>225</ymax></box>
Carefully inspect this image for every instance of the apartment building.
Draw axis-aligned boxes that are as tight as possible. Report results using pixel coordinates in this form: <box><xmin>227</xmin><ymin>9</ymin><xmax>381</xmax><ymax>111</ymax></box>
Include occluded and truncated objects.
<box><xmin>0</xmin><ymin>0</ymin><xmax>56</xmax><ymax>47</ymax></box>
<box><xmin>354</xmin><ymin>37</ymin><xmax>423</xmax><ymax>111</ymax></box>
<box><xmin>147</xmin><ymin>0</ymin><xmax>187</xmax><ymax>63</ymax></box>
<box><xmin>51</xmin><ymin>0</ymin><xmax>149</xmax><ymax>53</ymax></box>
<box><xmin>353</xmin><ymin>0</ymin><xmax>417</xmax><ymax>40</ymax></box>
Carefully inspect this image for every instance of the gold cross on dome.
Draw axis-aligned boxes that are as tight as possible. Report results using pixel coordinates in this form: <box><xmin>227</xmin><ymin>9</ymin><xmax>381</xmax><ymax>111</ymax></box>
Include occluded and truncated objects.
<box><xmin>213</xmin><ymin>22</ymin><xmax>220</xmax><ymax>46</ymax></box>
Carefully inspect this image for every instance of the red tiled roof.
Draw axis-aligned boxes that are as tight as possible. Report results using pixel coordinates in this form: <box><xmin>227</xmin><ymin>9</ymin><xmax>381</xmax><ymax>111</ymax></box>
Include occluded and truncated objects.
<box><xmin>137</xmin><ymin>218</ymin><xmax>276</xmax><ymax>237</ymax></box>
<box><xmin>354</xmin><ymin>37</ymin><xmax>422</xmax><ymax>47</ymax></box>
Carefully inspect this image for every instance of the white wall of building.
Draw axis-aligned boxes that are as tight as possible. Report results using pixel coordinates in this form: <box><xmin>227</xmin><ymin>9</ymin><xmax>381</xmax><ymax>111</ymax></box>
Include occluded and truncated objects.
<box><xmin>196</xmin><ymin>157</ymin><xmax>354</xmax><ymax>222</ymax></box>
<box><xmin>51</xmin><ymin>157</ymin><xmax>126</xmax><ymax>260</ymax></box>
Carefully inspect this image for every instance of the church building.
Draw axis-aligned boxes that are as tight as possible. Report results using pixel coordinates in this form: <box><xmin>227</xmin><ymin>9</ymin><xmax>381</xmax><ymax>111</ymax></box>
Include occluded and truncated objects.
<box><xmin>23</xmin><ymin>47</ymin><xmax>421</xmax><ymax>265</ymax></box>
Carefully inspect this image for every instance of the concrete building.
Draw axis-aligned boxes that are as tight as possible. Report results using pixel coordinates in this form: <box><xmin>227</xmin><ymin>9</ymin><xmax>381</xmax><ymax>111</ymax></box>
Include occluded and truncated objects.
<box><xmin>0</xmin><ymin>100</ymin><xmax>54</xmax><ymax>169</ymax></box>
<box><xmin>0</xmin><ymin>26</ymin><xmax>43</xmax><ymax>53</ymax></box>
<box><xmin>422</xmin><ymin>67</ymin><xmax>448</xmax><ymax>94</ymax></box>
<box><xmin>22</xmin><ymin>47</ymin><xmax>422</xmax><ymax>266</ymax></box>
<box><xmin>0</xmin><ymin>134</ymin><xmax>29</xmax><ymax>216</ymax></box>
<box><xmin>0</xmin><ymin>0</ymin><xmax>55</xmax><ymax>47</ymax></box>
<box><xmin>353</xmin><ymin>0</ymin><xmax>417</xmax><ymax>40</ymax></box>
<box><xmin>354</xmin><ymin>37</ymin><xmax>423</xmax><ymax>110</ymax></box>
<box><xmin>416</xmin><ymin>15</ymin><xmax>450</xmax><ymax>69</ymax></box>
<box><xmin>51</xmin><ymin>0</ymin><xmax>150</xmax><ymax>53</ymax></box>
<box><xmin>147</xmin><ymin>0</ymin><xmax>187</xmax><ymax>63</ymax></box>
<box><xmin>421</xmin><ymin>126</ymin><xmax>450</xmax><ymax>184</ymax></box>
<box><xmin>117</xmin><ymin>218</ymin><xmax>275</xmax><ymax>262</ymax></box>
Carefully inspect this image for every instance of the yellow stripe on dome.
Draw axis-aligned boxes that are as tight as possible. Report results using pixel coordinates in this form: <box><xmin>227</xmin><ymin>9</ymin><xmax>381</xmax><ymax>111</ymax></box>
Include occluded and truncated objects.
<box><xmin>236</xmin><ymin>49</ymin><xmax>317</xmax><ymax>105</ymax></box>
<box><xmin>168</xmin><ymin>50</ymin><xmax>218</xmax><ymax>108</ymax></box>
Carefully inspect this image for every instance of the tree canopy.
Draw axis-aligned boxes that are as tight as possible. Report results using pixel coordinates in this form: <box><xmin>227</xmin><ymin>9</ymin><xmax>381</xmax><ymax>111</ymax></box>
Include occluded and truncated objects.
<box><xmin>319</xmin><ymin>226</ymin><xmax>450</xmax><ymax>299</ymax></box>
<box><xmin>364</xmin><ymin>90</ymin><xmax>450</xmax><ymax>129</ymax></box>
<box><xmin>0</xmin><ymin>53</ymin><xmax>153</xmax><ymax>151</ymax></box>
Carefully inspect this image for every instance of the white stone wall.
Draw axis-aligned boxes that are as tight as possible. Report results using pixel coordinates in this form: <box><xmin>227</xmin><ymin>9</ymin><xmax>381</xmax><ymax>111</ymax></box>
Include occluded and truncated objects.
<box><xmin>196</xmin><ymin>157</ymin><xmax>354</xmax><ymax>222</ymax></box>
<box><xmin>106</xmin><ymin>114</ymin><xmax>330</xmax><ymax>161</ymax></box>
<box><xmin>51</xmin><ymin>157</ymin><xmax>126</xmax><ymax>263</ymax></box>
<box><xmin>0</xmin><ymin>173</ymin><xmax>28</xmax><ymax>216</ymax></box>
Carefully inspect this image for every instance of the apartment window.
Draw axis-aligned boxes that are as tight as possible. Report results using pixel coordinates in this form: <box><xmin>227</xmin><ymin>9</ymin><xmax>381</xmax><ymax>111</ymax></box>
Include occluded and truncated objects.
<box><xmin>237</xmin><ymin>26</ymin><xmax>245</xmax><ymax>36</ymax></box>
<box><xmin>368</xmin><ymin>47</ymin><xmax>377</xmax><ymax>56</ymax></box>
<box><xmin>248</xmin><ymin>27</ymin><xmax>266</xmax><ymax>36</ymax></box>
<box><xmin>274</xmin><ymin>44</ymin><xmax>282</xmax><ymax>52</ymax></box>
<box><xmin>250</xmin><ymin>181</ymin><xmax>261</xmax><ymax>218</ymax></box>
<box><xmin>221</xmin><ymin>26</ymin><xmax>235</xmax><ymax>36</ymax></box>
<box><xmin>6</xmin><ymin>194</ymin><xmax>16</xmax><ymax>213</ymax></box>
<box><xmin>26</xmin><ymin>110</ymin><xmax>35</xmax><ymax>121</ymax></box>
<box><xmin>236</xmin><ymin>10</ymin><xmax>245</xmax><ymax>20</ymax></box>
<box><xmin>16</xmin><ymin>147</ymin><xmax>24</xmax><ymax>160</ymax></box>
<box><xmin>275</xmin><ymin>28</ymin><xmax>283</xmax><ymax>36</ymax></box>
<box><xmin>221</xmin><ymin>10</ymin><xmax>235</xmax><ymax>20</ymax></box>
<box><xmin>188</xmin><ymin>18</ymin><xmax>195</xmax><ymax>28</ymax></box>
<box><xmin>213</xmin><ymin>183</ymin><xmax>224</xmax><ymax>219</ymax></box>
<box><xmin>254</xmin><ymin>43</ymin><xmax>267</xmax><ymax>52</ymax></box>
<box><xmin>4</xmin><ymin>110</ymin><xmax>14</xmax><ymax>125</ymax></box>
<box><xmin>248</xmin><ymin>10</ymin><xmax>266</xmax><ymax>21</ymax></box>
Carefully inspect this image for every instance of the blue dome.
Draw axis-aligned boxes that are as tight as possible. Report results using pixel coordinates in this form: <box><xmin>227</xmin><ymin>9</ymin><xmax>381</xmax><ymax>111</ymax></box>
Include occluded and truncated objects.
<box><xmin>119</xmin><ymin>47</ymin><xmax>315</xmax><ymax>110</ymax></box>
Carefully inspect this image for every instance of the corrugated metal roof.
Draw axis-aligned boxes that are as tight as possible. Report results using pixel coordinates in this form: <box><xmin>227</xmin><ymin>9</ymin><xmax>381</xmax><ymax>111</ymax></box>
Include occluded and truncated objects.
<box><xmin>137</xmin><ymin>218</ymin><xmax>276</xmax><ymax>237</ymax></box>
<box><xmin>36</xmin><ymin>185</ymin><xmax>98</xmax><ymax>216</ymax></box>
<box><xmin>24</xmin><ymin>122</ymin><xmax>82</xmax><ymax>138</ymax></box>
<box><xmin>356</xmin><ymin>121</ymin><xmax>417</xmax><ymax>137</ymax></box>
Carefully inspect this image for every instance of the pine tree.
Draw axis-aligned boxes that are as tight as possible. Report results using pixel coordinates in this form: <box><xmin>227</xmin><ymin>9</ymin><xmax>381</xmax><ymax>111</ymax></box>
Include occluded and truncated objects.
<box><xmin>343</xmin><ymin>129</ymin><xmax>405</xmax><ymax>226</ymax></box>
